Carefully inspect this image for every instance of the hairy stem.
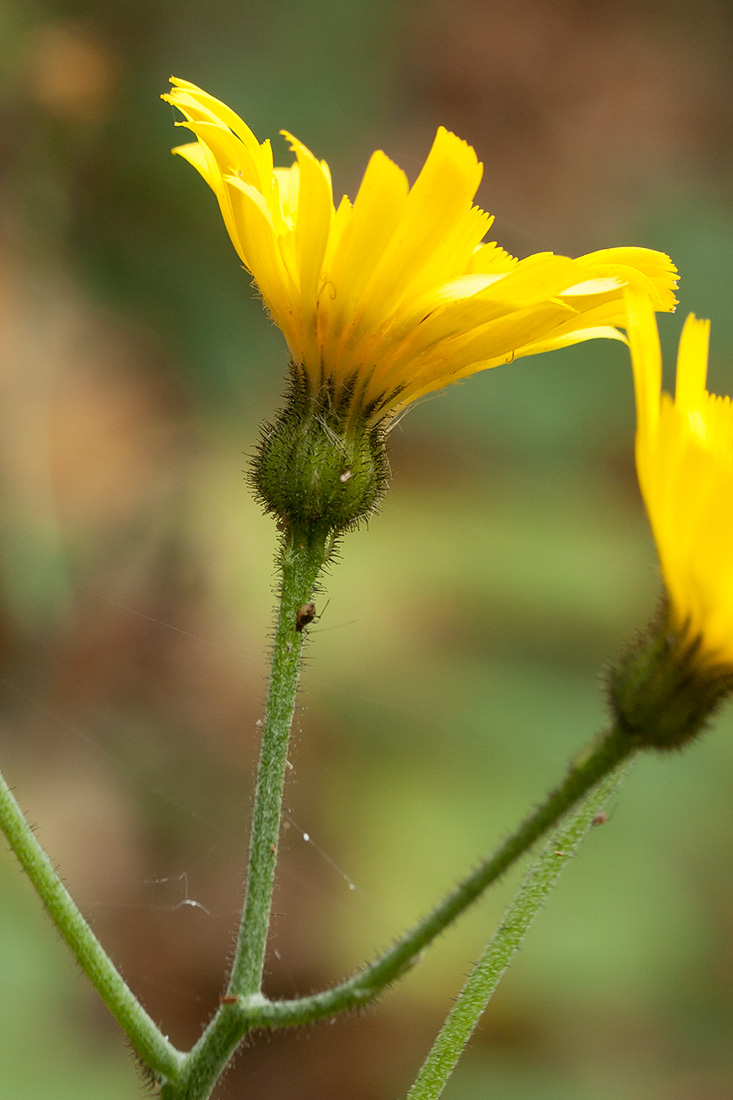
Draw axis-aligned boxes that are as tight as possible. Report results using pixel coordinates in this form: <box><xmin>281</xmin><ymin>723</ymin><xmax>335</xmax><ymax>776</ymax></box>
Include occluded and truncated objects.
<box><xmin>249</xmin><ymin>726</ymin><xmax>634</xmax><ymax>1027</ymax></box>
<box><xmin>162</xmin><ymin>727</ymin><xmax>634</xmax><ymax>1100</ymax></box>
<box><xmin>228</xmin><ymin>524</ymin><xmax>330</xmax><ymax>996</ymax></box>
<box><xmin>160</xmin><ymin>523</ymin><xmax>330</xmax><ymax>1100</ymax></box>
<box><xmin>0</xmin><ymin>769</ymin><xmax>183</xmax><ymax>1084</ymax></box>
<box><xmin>405</xmin><ymin>763</ymin><xmax>629</xmax><ymax>1100</ymax></box>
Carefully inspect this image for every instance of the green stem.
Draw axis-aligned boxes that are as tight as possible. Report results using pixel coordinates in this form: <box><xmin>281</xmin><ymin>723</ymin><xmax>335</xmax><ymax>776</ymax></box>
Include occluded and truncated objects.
<box><xmin>247</xmin><ymin>726</ymin><xmax>635</xmax><ymax>1026</ymax></box>
<box><xmin>160</xmin><ymin>524</ymin><xmax>330</xmax><ymax>1100</ymax></box>
<box><xmin>0</xmin><ymin>768</ymin><xmax>183</xmax><ymax>1083</ymax></box>
<box><xmin>405</xmin><ymin>763</ymin><xmax>629</xmax><ymax>1100</ymax></box>
<box><xmin>162</xmin><ymin>726</ymin><xmax>635</xmax><ymax>1100</ymax></box>
<box><xmin>228</xmin><ymin>523</ymin><xmax>330</xmax><ymax>996</ymax></box>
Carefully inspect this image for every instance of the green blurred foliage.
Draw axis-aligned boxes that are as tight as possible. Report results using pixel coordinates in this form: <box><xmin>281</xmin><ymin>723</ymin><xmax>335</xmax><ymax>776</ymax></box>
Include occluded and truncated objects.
<box><xmin>2</xmin><ymin>1</ymin><xmax>733</xmax><ymax>1098</ymax></box>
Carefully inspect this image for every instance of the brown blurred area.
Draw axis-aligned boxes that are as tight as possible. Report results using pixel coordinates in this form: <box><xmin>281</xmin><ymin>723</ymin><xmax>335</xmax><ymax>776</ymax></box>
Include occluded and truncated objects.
<box><xmin>408</xmin><ymin>0</ymin><xmax>733</xmax><ymax>251</ymax></box>
<box><xmin>2</xmin><ymin>3</ymin><xmax>733</xmax><ymax>1099</ymax></box>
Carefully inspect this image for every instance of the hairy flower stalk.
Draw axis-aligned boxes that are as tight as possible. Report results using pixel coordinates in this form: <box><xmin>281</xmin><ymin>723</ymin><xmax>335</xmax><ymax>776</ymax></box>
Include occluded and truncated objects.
<box><xmin>163</xmin><ymin>77</ymin><xmax>677</xmax><ymax>532</ymax></box>
<box><xmin>611</xmin><ymin>292</ymin><xmax>733</xmax><ymax>749</ymax></box>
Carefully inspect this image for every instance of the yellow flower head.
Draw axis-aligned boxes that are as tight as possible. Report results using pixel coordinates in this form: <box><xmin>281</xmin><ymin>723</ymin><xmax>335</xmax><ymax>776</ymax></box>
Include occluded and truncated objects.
<box><xmin>163</xmin><ymin>77</ymin><xmax>677</xmax><ymax>425</ymax></box>
<box><xmin>627</xmin><ymin>290</ymin><xmax>733</xmax><ymax>669</ymax></box>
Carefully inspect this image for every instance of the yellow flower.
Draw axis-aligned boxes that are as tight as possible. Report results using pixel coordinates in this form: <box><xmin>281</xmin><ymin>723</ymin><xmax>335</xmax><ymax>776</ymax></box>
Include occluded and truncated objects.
<box><xmin>627</xmin><ymin>290</ymin><xmax>733</xmax><ymax>668</ymax></box>
<box><xmin>163</xmin><ymin>77</ymin><xmax>677</xmax><ymax>424</ymax></box>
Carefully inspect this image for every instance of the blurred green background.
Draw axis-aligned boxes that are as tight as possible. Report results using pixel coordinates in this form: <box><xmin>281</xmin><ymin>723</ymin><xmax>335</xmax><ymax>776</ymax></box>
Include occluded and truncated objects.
<box><xmin>2</xmin><ymin>1</ymin><xmax>733</xmax><ymax>1098</ymax></box>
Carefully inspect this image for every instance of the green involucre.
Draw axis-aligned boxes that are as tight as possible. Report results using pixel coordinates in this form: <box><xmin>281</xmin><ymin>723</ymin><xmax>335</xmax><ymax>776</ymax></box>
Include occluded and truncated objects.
<box><xmin>250</xmin><ymin>366</ymin><xmax>391</xmax><ymax>536</ymax></box>
<box><xmin>609</xmin><ymin>600</ymin><xmax>733</xmax><ymax>751</ymax></box>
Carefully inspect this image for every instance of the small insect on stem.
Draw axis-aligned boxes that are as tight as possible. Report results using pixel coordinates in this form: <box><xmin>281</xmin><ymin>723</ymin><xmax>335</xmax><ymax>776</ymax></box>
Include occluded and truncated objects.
<box><xmin>296</xmin><ymin>602</ymin><xmax>317</xmax><ymax>632</ymax></box>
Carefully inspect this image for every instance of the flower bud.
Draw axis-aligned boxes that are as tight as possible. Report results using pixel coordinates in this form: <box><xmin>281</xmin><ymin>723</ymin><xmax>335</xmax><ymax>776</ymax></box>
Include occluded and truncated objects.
<box><xmin>250</xmin><ymin>368</ymin><xmax>390</xmax><ymax>536</ymax></box>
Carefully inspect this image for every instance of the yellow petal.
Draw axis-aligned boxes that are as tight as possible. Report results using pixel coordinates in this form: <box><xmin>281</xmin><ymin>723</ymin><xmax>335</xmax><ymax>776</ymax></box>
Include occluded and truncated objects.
<box><xmin>675</xmin><ymin>314</ymin><xmax>710</xmax><ymax>408</ymax></box>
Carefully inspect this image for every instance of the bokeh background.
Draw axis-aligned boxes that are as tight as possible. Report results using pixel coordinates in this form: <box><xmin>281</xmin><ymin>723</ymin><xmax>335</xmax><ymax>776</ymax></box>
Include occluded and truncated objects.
<box><xmin>2</xmin><ymin>1</ymin><xmax>733</xmax><ymax>1097</ymax></box>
